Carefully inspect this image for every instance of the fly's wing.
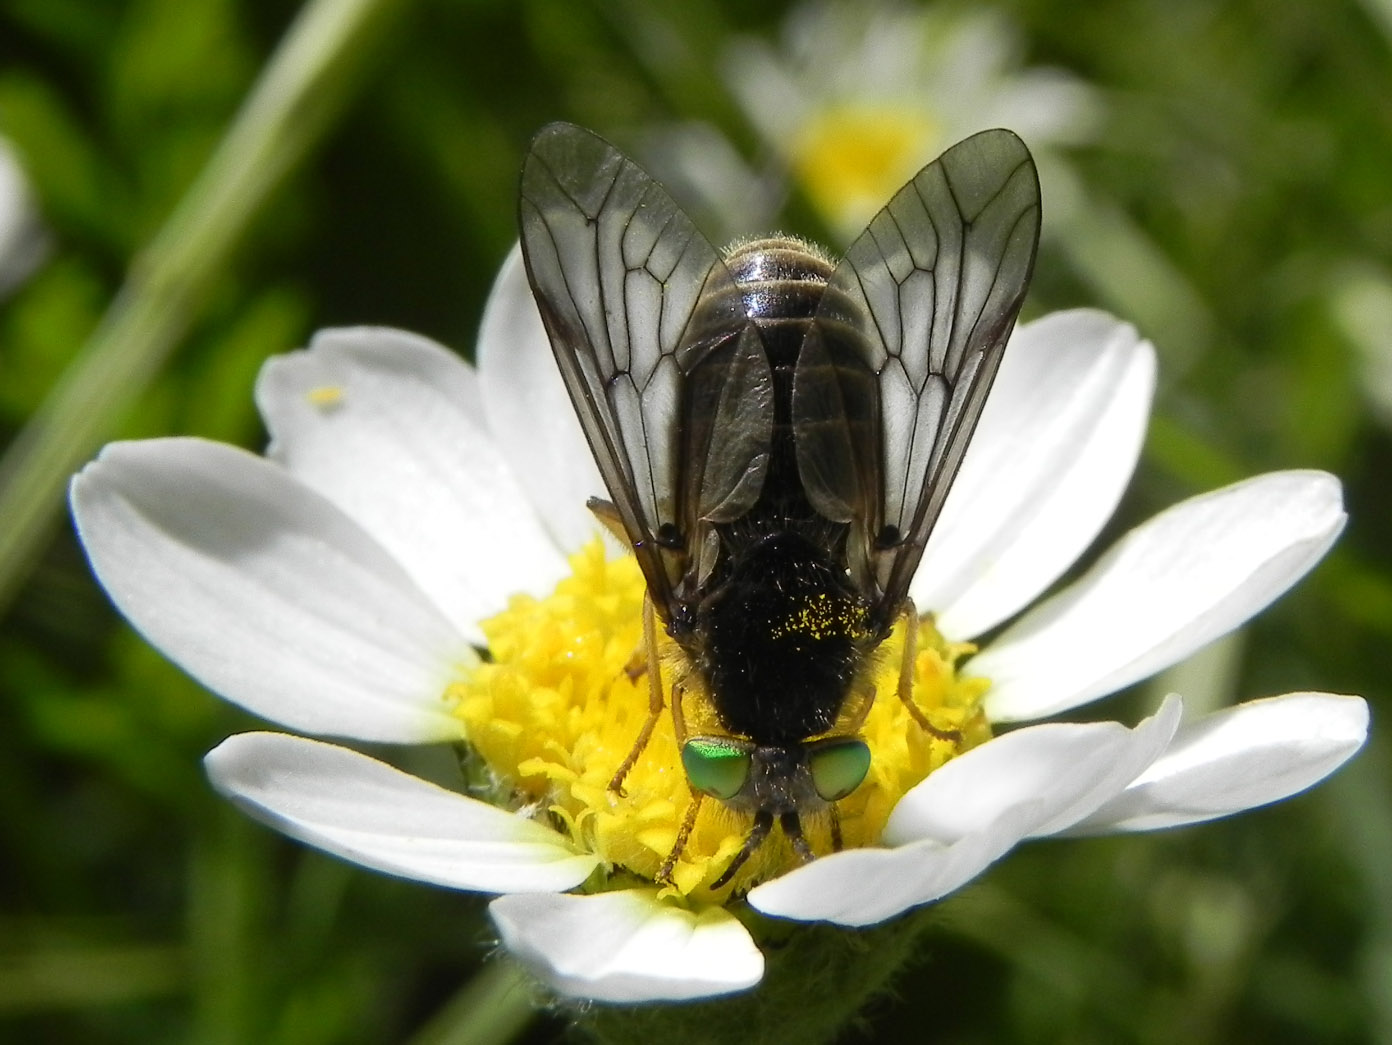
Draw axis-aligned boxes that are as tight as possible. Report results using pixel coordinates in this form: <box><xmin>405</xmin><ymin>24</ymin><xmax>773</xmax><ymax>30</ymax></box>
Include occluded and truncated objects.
<box><xmin>796</xmin><ymin>129</ymin><xmax>1041</xmax><ymax>626</ymax></box>
<box><xmin>519</xmin><ymin>123</ymin><xmax>772</xmax><ymax>611</ymax></box>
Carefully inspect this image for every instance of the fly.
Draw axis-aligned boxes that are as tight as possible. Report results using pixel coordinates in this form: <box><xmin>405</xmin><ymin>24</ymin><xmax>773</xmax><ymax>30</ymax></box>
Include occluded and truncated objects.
<box><xmin>518</xmin><ymin>122</ymin><xmax>1041</xmax><ymax>889</ymax></box>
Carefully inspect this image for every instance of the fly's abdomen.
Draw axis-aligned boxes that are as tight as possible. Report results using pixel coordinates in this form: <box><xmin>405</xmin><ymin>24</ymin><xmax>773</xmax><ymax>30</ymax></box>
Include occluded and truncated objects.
<box><xmin>731</xmin><ymin>239</ymin><xmax>879</xmax><ymax>522</ymax></box>
<box><xmin>725</xmin><ymin>237</ymin><xmax>833</xmax><ymax>337</ymax></box>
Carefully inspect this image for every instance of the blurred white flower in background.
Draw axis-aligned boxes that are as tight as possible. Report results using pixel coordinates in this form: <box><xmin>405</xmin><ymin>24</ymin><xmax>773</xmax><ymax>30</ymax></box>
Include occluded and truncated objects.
<box><xmin>667</xmin><ymin>1</ymin><xmax>1100</xmax><ymax>243</ymax></box>
<box><xmin>1330</xmin><ymin>261</ymin><xmax>1392</xmax><ymax>428</ymax></box>
<box><xmin>641</xmin><ymin>2</ymin><xmax>1210</xmax><ymax>363</ymax></box>
<box><xmin>0</xmin><ymin>137</ymin><xmax>48</xmax><ymax>297</ymax></box>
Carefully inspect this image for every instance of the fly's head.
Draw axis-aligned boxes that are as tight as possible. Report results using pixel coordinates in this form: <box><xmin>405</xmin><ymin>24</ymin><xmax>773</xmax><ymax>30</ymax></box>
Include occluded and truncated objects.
<box><xmin>681</xmin><ymin>733</ymin><xmax>871</xmax><ymax>889</ymax></box>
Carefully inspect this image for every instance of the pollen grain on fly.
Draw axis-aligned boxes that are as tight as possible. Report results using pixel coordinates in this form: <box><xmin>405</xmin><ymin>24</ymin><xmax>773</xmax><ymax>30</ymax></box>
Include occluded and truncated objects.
<box><xmin>767</xmin><ymin>592</ymin><xmax>872</xmax><ymax>643</ymax></box>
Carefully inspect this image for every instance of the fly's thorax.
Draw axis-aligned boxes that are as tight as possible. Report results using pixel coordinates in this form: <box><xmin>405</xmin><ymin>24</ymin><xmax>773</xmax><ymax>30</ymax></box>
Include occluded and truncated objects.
<box><xmin>690</xmin><ymin>530</ymin><xmax>875</xmax><ymax>744</ymax></box>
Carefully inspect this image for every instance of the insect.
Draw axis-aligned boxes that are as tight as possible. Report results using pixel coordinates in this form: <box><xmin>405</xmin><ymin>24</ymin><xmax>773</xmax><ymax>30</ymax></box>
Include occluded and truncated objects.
<box><xmin>518</xmin><ymin>122</ymin><xmax>1040</xmax><ymax>889</ymax></box>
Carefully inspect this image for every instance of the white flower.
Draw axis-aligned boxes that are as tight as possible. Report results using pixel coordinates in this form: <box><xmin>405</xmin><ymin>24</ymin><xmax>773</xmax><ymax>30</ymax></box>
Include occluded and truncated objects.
<box><xmin>720</xmin><ymin>1</ymin><xmax>1100</xmax><ymax>241</ymax></box>
<box><xmin>70</xmin><ymin>250</ymin><xmax>1367</xmax><ymax>1004</ymax></box>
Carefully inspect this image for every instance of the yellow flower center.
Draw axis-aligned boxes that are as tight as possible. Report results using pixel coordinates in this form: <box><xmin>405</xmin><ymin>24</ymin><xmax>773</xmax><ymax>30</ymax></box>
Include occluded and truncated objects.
<box><xmin>790</xmin><ymin>103</ymin><xmax>941</xmax><ymax>240</ymax></box>
<box><xmin>449</xmin><ymin>541</ymin><xmax>990</xmax><ymax>902</ymax></box>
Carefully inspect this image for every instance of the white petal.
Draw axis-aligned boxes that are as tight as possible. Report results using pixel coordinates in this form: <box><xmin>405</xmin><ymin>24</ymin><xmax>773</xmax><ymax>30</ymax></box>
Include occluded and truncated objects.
<box><xmin>1071</xmin><ymin>693</ymin><xmax>1370</xmax><ymax>833</ymax></box>
<box><xmin>257</xmin><ymin>327</ymin><xmax>567</xmax><ymax>637</ymax></box>
<box><xmin>750</xmin><ymin>698</ymin><xmax>1182</xmax><ymax>927</ymax></box>
<box><xmin>206</xmin><ymin>733</ymin><xmax>597</xmax><ymax>891</ymax></box>
<box><xmin>885</xmin><ymin>694</ymin><xmax>1182</xmax><ymax>843</ymax></box>
<box><xmin>976</xmin><ymin>471</ymin><xmax>1346</xmax><ymax>722</ymax></box>
<box><xmin>748</xmin><ymin>828</ymin><xmax>1017</xmax><ymax>929</ymax></box>
<box><xmin>915</xmin><ymin>311</ymin><xmax>1155</xmax><ymax>637</ymax></box>
<box><xmin>477</xmin><ymin>247</ymin><xmax>606</xmax><ymax>553</ymax></box>
<box><xmin>71</xmin><ymin>438</ymin><xmax>466</xmax><ymax>742</ymax></box>
<box><xmin>489</xmin><ymin>890</ymin><xmax>763</xmax><ymax>1002</ymax></box>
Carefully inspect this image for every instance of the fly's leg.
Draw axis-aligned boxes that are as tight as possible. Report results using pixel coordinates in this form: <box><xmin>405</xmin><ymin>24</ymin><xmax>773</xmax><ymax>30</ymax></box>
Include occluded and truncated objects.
<box><xmin>670</xmin><ymin>680</ymin><xmax>689</xmax><ymax>745</ymax></box>
<box><xmin>842</xmin><ymin>677</ymin><xmax>877</xmax><ymax>733</ymax></box>
<box><xmin>712</xmin><ymin>810</ymin><xmax>774</xmax><ymax>890</ymax></box>
<box><xmin>658</xmin><ymin>791</ymin><xmax>704</xmax><ymax>885</ymax></box>
<box><xmin>608</xmin><ymin>592</ymin><xmax>664</xmax><ymax>795</ymax></box>
<box><xmin>780</xmin><ymin>811</ymin><xmax>816</xmax><ymax>864</ymax></box>
<box><xmin>588</xmin><ymin>498</ymin><xmax>654</xmax><ymax>682</ymax></box>
<box><xmin>654</xmin><ymin>683</ymin><xmax>695</xmax><ymax>884</ymax></box>
<box><xmin>587</xmin><ymin>496</ymin><xmax>628</xmax><ymax>542</ymax></box>
<box><xmin>897</xmin><ymin>600</ymin><xmax>961</xmax><ymax>743</ymax></box>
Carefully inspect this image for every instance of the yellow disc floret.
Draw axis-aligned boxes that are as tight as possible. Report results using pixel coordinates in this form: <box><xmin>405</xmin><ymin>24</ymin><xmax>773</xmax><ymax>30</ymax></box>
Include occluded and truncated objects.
<box><xmin>448</xmin><ymin>541</ymin><xmax>990</xmax><ymax>903</ymax></box>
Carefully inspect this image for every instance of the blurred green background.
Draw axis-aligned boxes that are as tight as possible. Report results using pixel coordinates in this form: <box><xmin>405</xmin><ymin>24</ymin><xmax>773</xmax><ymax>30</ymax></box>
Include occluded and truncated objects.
<box><xmin>1</xmin><ymin>0</ymin><xmax>1390</xmax><ymax>1041</ymax></box>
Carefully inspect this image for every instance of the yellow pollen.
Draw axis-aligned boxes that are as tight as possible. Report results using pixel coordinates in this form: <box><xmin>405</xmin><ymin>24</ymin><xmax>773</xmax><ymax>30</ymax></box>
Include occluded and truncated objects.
<box><xmin>767</xmin><ymin>592</ymin><xmax>868</xmax><ymax>641</ymax></box>
<box><xmin>791</xmin><ymin>103</ymin><xmax>942</xmax><ymax>238</ymax></box>
<box><xmin>448</xmin><ymin>540</ymin><xmax>990</xmax><ymax>902</ymax></box>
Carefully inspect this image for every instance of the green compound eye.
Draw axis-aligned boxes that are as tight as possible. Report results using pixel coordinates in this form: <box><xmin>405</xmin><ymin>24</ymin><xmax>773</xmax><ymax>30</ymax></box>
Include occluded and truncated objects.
<box><xmin>682</xmin><ymin>738</ymin><xmax>753</xmax><ymax>800</ymax></box>
<box><xmin>808</xmin><ymin>739</ymin><xmax>871</xmax><ymax>802</ymax></box>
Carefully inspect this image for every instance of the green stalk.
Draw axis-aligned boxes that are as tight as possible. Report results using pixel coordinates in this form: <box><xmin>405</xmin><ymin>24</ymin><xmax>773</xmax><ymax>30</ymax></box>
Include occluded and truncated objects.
<box><xmin>0</xmin><ymin>0</ymin><xmax>411</xmax><ymax>610</ymax></box>
<box><xmin>406</xmin><ymin>961</ymin><xmax>538</xmax><ymax>1045</ymax></box>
